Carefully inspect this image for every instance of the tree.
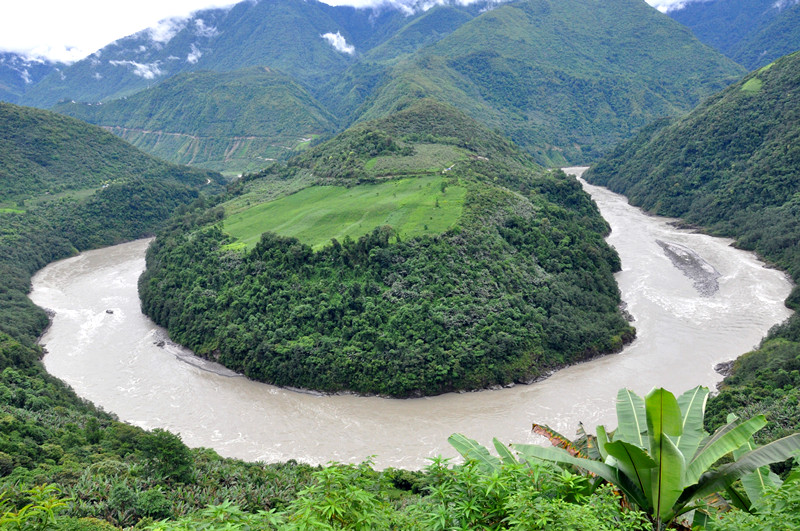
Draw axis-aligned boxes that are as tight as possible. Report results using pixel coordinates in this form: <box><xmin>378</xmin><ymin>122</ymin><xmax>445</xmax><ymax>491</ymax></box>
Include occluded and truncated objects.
<box><xmin>512</xmin><ymin>386</ymin><xmax>800</xmax><ymax>530</ymax></box>
<box><xmin>451</xmin><ymin>386</ymin><xmax>800</xmax><ymax>530</ymax></box>
<box><xmin>140</xmin><ymin>429</ymin><xmax>193</xmax><ymax>483</ymax></box>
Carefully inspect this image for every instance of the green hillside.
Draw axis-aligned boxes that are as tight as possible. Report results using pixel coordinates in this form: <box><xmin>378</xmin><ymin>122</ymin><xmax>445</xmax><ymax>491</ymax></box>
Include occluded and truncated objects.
<box><xmin>224</xmin><ymin>174</ymin><xmax>467</xmax><ymax>250</ymax></box>
<box><xmin>139</xmin><ymin>100</ymin><xmax>634</xmax><ymax>397</ymax></box>
<box><xmin>670</xmin><ymin>0</ymin><xmax>800</xmax><ymax>69</ymax></box>
<box><xmin>341</xmin><ymin>0</ymin><xmax>745</xmax><ymax>165</ymax></box>
<box><xmin>54</xmin><ymin>67</ymin><xmax>338</xmax><ymax>175</ymax></box>
<box><xmin>585</xmin><ymin>50</ymin><xmax>800</xmax><ymax>442</ymax></box>
<box><xmin>0</xmin><ymin>102</ymin><xmax>219</xmax><ymax>205</ymax></box>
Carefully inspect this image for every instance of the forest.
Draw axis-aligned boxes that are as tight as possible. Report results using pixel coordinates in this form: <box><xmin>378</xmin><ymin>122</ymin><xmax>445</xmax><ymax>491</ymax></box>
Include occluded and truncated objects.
<box><xmin>139</xmin><ymin>101</ymin><xmax>634</xmax><ymax>397</ymax></box>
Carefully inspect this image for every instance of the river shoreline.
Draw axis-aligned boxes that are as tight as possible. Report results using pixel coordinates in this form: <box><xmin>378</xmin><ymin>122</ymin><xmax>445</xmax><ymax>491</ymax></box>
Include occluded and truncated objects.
<box><xmin>31</xmin><ymin>173</ymin><xmax>794</xmax><ymax>469</ymax></box>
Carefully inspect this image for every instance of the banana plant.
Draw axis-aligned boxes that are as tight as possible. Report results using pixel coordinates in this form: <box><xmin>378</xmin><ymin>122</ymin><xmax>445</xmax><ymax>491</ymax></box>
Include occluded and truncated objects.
<box><xmin>511</xmin><ymin>386</ymin><xmax>800</xmax><ymax>530</ymax></box>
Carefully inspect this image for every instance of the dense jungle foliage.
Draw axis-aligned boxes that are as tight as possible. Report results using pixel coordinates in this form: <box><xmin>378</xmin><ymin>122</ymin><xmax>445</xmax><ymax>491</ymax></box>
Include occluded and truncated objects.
<box><xmin>139</xmin><ymin>101</ymin><xmax>634</xmax><ymax>397</ymax></box>
<box><xmin>585</xmin><ymin>51</ymin><xmax>800</xmax><ymax>444</ymax></box>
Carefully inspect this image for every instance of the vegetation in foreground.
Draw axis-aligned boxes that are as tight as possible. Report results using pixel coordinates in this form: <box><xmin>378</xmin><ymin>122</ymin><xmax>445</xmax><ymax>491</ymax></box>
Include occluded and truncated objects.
<box><xmin>4</xmin><ymin>384</ymin><xmax>800</xmax><ymax>530</ymax></box>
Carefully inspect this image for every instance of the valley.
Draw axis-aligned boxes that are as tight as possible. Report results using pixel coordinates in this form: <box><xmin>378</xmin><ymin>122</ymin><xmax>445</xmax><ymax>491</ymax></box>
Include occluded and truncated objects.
<box><xmin>2</xmin><ymin>0</ymin><xmax>800</xmax><ymax>527</ymax></box>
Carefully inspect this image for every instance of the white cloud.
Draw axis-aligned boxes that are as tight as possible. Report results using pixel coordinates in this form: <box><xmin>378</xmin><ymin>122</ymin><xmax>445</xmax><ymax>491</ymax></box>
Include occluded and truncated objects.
<box><xmin>93</xmin><ymin>72</ymin><xmax>103</xmax><ymax>80</ymax></box>
<box><xmin>774</xmin><ymin>0</ymin><xmax>800</xmax><ymax>9</ymax></box>
<box><xmin>195</xmin><ymin>19</ymin><xmax>220</xmax><ymax>38</ymax></box>
<box><xmin>321</xmin><ymin>31</ymin><xmax>355</xmax><ymax>55</ymax></box>
<box><xmin>147</xmin><ymin>18</ymin><xmax>189</xmax><ymax>44</ymax></box>
<box><xmin>0</xmin><ymin>1</ymin><xmax>241</xmax><ymax>64</ymax></box>
<box><xmin>187</xmin><ymin>43</ymin><xmax>203</xmax><ymax>64</ymax></box>
<box><xmin>108</xmin><ymin>59</ymin><xmax>163</xmax><ymax>79</ymax></box>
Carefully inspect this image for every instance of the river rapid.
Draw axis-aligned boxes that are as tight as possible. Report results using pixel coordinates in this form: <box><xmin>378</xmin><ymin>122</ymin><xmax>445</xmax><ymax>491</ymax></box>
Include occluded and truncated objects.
<box><xmin>30</xmin><ymin>167</ymin><xmax>794</xmax><ymax>469</ymax></box>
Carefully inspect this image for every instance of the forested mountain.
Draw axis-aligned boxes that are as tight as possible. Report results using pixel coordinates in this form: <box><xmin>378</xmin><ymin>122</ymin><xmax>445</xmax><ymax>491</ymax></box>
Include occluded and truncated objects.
<box><xmin>669</xmin><ymin>0</ymin><xmax>800</xmax><ymax>69</ymax></box>
<box><xmin>585</xmin><ymin>50</ymin><xmax>800</xmax><ymax>442</ymax></box>
<box><xmin>0</xmin><ymin>102</ymin><xmax>219</xmax><ymax>204</ymax></box>
<box><xmin>0</xmin><ymin>52</ymin><xmax>61</xmax><ymax>104</ymax></box>
<box><xmin>343</xmin><ymin>0</ymin><xmax>745</xmax><ymax>165</ymax></box>
<box><xmin>54</xmin><ymin>67</ymin><xmax>338</xmax><ymax>175</ymax></box>
<box><xmin>139</xmin><ymin>100</ymin><xmax>634</xmax><ymax>397</ymax></box>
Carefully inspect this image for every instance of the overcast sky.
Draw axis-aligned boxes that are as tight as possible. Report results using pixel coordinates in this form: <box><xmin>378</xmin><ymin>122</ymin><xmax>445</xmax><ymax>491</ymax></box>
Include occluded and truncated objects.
<box><xmin>1</xmin><ymin>0</ymin><xmax>699</xmax><ymax>63</ymax></box>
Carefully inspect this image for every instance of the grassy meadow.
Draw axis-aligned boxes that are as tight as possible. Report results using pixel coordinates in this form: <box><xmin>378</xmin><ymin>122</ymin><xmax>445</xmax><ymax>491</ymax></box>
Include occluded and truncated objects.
<box><xmin>224</xmin><ymin>175</ymin><xmax>466</xmax><ymax>249</ymax></box>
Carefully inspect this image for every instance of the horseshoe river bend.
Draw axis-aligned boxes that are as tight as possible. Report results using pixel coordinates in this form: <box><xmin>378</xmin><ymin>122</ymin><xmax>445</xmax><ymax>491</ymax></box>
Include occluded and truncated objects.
<box><xmin>29</xmin><ymin>168</ymin><xmax>794</xmax><ymax>469</ymax></box>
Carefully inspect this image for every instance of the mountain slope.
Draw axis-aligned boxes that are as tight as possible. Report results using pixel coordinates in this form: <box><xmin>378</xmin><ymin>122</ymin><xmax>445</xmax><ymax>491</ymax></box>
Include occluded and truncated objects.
<box><xmin>669</xmin><ymin>0</ymin><xmax>800</xmax><ymax>69</ymax></box>
<box><xmin>0</xmin><ymin>52</ymin><xmax>61</xmax><ymax>104</ymax></box>
<box><xmin>54</xmin><ymin>67</ymin><xmax>338</xmax><ymax>174</ymax></box>
<box><xmin>347</xmin><ymin>0</ymin><xmax>745</xmax><ymax>165</ymax></box>
<box><xmin>584</xmin><ymin>51</ymin><xmax>800</xmax><ymax>441</ymax></box>
<box><xmin>18</xmin><ymin>0</ymin><xmax>410</xmax><ymax>108</ymax></box>
<box><xmin>0</xmin><ymin>102</ymin><xmax>220</xmax><ymax>204</ymax></box>
<box><xmin>139</xmin><ymin>100</ymin><xmax>634</xmax><ymax>397</ymax></box>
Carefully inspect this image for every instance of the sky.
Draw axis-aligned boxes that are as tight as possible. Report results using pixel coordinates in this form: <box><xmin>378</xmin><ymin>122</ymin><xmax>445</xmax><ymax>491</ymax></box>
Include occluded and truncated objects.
<box><xmin>1</xmin><ymin>0</ymin><xmax>700</xmax><ymax>64</ymax></box>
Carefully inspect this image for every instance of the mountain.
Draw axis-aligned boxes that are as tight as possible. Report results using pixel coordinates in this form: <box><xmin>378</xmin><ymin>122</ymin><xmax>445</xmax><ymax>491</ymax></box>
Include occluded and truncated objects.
<box><xmin>53</xmin><ymin>67</ymin><xmax>338</xmax><ymax>175</ymax></box>
<box><xmin>0</xmin><ymin>102</ymin><xmax>220</xmax><ymax>204</ymax></box>
<box><xmin>0</xmin><ymin>52</ymin><xmax>61</xmax><ymax>103</ymax></box>
<box><xmin>17</xmin><ymin>0</ymin><xmax>412</xmax><ymax>108</ymax></box>
<box><xmin>584</xmin><ymin>50</ymin><xmax>800</xmax><ymax>443</ymax></box>
<box><xmin>340</xmin><ymin>0</ymin><xmax>746</xmax><ymax>165</ymax></box>
<box><xmin>669</xmin><ymin>0</ymin><xmax>800</xmax><ymax>69</ymax></box>
<box><xmin>139</xmin><ymin>100</ymin><xmax>634</xmax><ymax>397</ymax></box>
<box><xmin>16</xmin><ymin>0</ymin><xmax>744</xmax><ymax>170</ymax></box>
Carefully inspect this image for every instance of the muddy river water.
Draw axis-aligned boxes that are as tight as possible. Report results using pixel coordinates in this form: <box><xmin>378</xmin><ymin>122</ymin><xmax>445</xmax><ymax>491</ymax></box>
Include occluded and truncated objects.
<box><xmin>30</xmin><ymin>167</ymin><xmax>794</xmax><ymax>469</ymax></box>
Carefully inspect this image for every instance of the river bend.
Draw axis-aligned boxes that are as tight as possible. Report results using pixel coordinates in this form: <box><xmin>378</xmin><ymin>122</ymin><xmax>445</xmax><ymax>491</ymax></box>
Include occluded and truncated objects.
<box><xmin>30</xmin><ymin>167</ymin><xmax>793</xmax><ymax>469</ymax></box>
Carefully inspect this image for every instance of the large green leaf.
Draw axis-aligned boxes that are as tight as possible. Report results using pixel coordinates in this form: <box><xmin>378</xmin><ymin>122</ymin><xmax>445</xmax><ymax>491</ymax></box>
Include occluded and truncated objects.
<box><xmin>674</xmin><ymin>386</ymin><xmax>709</xmax><ymax>459</ymax></box>
<box><xmin>604</xmin><ymin>439</ymin><xmax>655</xmax><ymax>506</ymax></box>
<box><xmin>616</xmin><ymin>388</ymin><xmax>648</xmax><ymax>449</ymax></box>
<box><xmin>734</xmin><ymin>436</ymin><xmax>782</xmax><ymax>506</ymax></box>
<box><xmin>685</xmin><ymin>415</ymin><xmax>768</xmax><ymax>485</ymax></box>
<box><xmin>596</xmin><ymin>425</ymin><xmax>610</xmax><ymax>461</ymax></box>
<box><xmin>645</xmin><ymin>389</ymin><xmax>686</xmax><ymax>523</ymax></box>
<box><xmin>645</xmin><ymin>388</ymin><xmax>683</xmax><ymax>439</ymax></box>
<box><xmin>448</xmin><ymin>433</ymin><xmax>500</xmax><ymax>472</ymax></box>
<box><xmin>492</xmin><ymin>438</ymin><xmax>518</xmax><ymax>467</ymax></box>
<box><xmin>686</xmin><ymin>433</ymin><xmax>800</xmax><ymax>502</ymax></box>
<box><xmin>513</xmin><ymin>444</ymin><xmax>617</xmax><ymax>484</ymax></box>
<box><xmin>651</xmin><ymin>433</ymin><xmax>686</xmax><ymax>522</ymax></box>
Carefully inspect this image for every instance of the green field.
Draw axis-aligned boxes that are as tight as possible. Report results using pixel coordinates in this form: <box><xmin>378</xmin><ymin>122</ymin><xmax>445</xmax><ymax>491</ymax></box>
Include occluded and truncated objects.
<box><xmin>224</xmin><ymin>175</ymin><xmax>466</xmax><ymax>249</ymax></box>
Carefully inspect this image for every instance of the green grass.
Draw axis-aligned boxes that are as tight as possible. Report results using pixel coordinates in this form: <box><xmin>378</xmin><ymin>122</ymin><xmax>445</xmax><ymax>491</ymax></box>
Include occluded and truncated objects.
<box><xmin>366</xmin><ymin>143</ymin><xmax>465</xmax><ymax>175</ymax></box>
<box><xmin>741</xmin><ymin>77</ymin><xmax>763</xmax><ymax>93</ymax></box>
<box><xmin>223</xmin><ymin>175</ymin><xmax>466</xmax><ymax>250</ymax></box>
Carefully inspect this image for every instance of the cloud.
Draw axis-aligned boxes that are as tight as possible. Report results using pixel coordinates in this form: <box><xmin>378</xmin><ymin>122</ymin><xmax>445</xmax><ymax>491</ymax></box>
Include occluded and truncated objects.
<box><xmin>195</xmin><ymin>19</ymin><xmax>220</xmax><ymax>38</ymax></box>
<box><xmin>644</xmin><ymin>0</ymin><xmax>715</xmax><ymax>13</ymax></box>
<box><xmin>321</xmin><ymin>31</ymin><xmax>355</xmax><ymax>55</ymax></box>
<box><xmin>108</xmin><ymin>59</ymin><xmax>163</xmax><ymax>79</ymax></box>
<box><xmin>187</xmin><ymin>43</ymin><xmax>203</xmax><ymax>64</ymax></box>
<box><xmin>0</xmin><ymin>1</ymin><xmax>241</xmax><ymax>64</ymax></box>
<box><xmin>146</xmin><ymin>18</ymin><xmax>189</xmax><ymax>43</ymax></box>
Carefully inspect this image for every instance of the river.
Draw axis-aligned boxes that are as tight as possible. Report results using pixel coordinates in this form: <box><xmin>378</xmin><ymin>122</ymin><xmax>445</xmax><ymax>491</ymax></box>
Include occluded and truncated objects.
<box><xmin>30</xmin><ymin>167</ymin><xmax>794</xmax><ymax>469</ymax></box>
